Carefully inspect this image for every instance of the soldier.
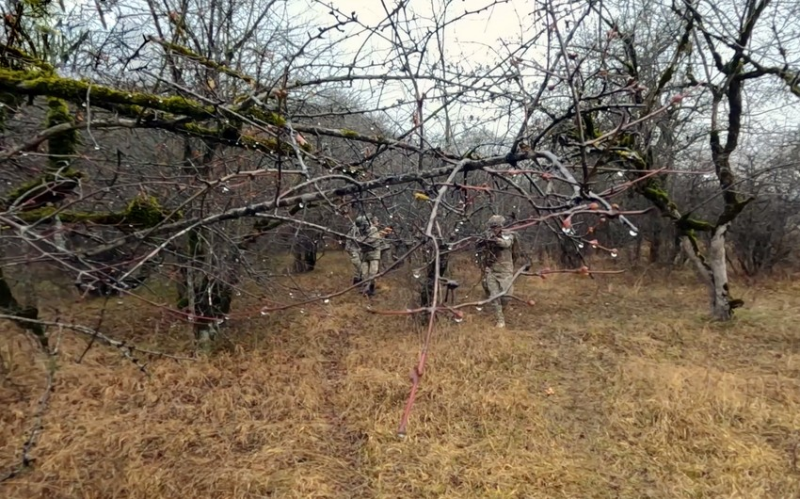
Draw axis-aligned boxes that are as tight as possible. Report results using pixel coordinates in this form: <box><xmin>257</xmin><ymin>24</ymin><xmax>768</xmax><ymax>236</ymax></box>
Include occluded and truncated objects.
<box><xmin>358</xmin><ymin>214</ymin><xmax>384</xmax><ymax>296</ymax></box>
<box><xmin>476</xmin><ymin>214</ymin><xmax>520</xmax><ymax>328</ymax></box>
<box><xmin>345</xmin><ymin>216</ymin><xmax>366</xmax><ymax>286</ymax></box>
<box><xmin>372</xmin><ymin>215</ymin><xmax>394</xmax><ymax>270</ymax></box>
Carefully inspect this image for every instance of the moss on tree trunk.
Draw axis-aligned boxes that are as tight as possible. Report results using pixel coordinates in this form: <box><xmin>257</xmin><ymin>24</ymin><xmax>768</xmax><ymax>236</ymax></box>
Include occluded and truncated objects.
<box><xmin>11</xmin><ymin>194</ymin><xmax>179</xmax><ymax>230</ymax></box>
<box><xmin>44</xmin><ymin>97</ymin><xmax>79</xmax><ymax>169</ymax></box>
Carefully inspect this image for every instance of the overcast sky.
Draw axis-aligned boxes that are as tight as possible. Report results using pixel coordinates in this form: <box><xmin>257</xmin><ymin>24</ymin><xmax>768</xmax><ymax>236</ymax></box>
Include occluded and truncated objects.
<box><xmin>55</xmin><ymin>0</ymin><xmax>800</xmax><ymax>153</ymax></box>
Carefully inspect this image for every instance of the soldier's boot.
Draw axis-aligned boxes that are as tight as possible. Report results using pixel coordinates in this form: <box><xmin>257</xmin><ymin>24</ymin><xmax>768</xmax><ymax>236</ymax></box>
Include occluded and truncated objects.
<box><xmin>352</xmin><ymin>277</ymin><xmax>362</xmax><ymax>286</ymax></box>
<box><xmin>494</xmin><ymin>304</ymin><xmax>505</xmax><ymax>328</ymax></box>
<box><xmin>366</xmin><ymin>281</ymin><xmax>376</xmax><ymax>297</ymax></box>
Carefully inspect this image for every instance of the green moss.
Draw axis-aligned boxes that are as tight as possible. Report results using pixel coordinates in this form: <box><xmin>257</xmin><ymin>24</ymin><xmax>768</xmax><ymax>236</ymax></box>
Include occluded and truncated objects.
<box><xmin>683</xmin><ymin>229</ymin><xmax>705</xmax><ymax>262</ymax></box>
<box><xmin>4</xmin><ymin>169</ymin><xmax>83</xmax><ymax>207</ymax></box>
<box><xmin>248</xmin><ymin>108</ymin><xmax>286</xmax><ymax>127</ymax></box>
<box><xmin>1</xmin><ymin>68</ymin><xmax>291</xmax><ymax>132</ymax></box>
<box><xmin>180</xmin><ymin>121</ymin><xmax>313</xmax><ymax>154</ymax></box>
<box><xmin>612</xmin><ymin>148</ymin><xmax>647</xmax><ymax>169</ymax></box>
<box><xmin>0</xmin><ymin>45</ymin><xmax>54</xmax><ymax>71</ymax></box>
<box><xmin>124</xmin><ymin>194</ymin><xmax>166</xmax><ymax>227</ymax></box>
<box><xmin>677</xmin><ymin>215</ymin><xmax>714</xmax><ymax>232</ymax></box>
<box><xmin>0</xmin><ymin>68</ymin><xmax>216</xmax><ymax>120</ymax></box>
<box><xmin>45</xmin><ymin>97</ymin><xmax>79</xmax><ymax>169</ymax></box>
<box><xmin>0</xmin><ymin>69</ymin><xmax>309</xmax><ymax>156</ymax></box>
<box><xmin>156</xmin><ymin>40</ymin><xmax>255</xmax><ymax>85</ymax></box>
<box><xmin>717</xmin><ymin>196</ymin><xmax>755</xmax><ymax>227</ymax></box>
<box><xmin>616</xmin><ymin>133</ymin><xmax>636</xmax><ymax>148</ymax></box>
<box><xmin>12</xmin><ymin>193</ymin><xmax>178</xmax><ymax>230</ymax></box>
<box><xmin>341</xmin><ymin>129</ymin><xmax>360</xmax><ymax>138</ymax></box>
<box><xmin>183</xmin><ymin>122</ymin><xmax>280</xmax><ymax>153</ymax></box>
<box><xmin>642</xmin><ymin>185</ymin><xmax>679</xmax><ymax>214</ymax></box>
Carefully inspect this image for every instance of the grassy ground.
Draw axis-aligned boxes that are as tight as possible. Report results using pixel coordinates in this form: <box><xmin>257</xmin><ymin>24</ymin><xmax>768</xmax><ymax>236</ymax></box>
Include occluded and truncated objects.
<box><xmin>2</xmin><ymin>252</ymin><xmax>800</xmax><ymax>498</ymax></box>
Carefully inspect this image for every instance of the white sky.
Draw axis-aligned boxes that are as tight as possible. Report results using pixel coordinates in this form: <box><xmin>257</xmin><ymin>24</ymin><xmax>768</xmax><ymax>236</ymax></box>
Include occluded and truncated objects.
<box><xmin>292</xmin><ymin>0</ymin><xmax>799</xmax><ymax>147</ymax></box>
<box><xmin>317</xmin><ymin>0</ymin><xmax>535</xmax><ymax>57</ymax></box>
<box><xmin>284</xmin><ymin>0</ymin><xmax>551</xmax><ymax>144</ymax></box>
<box><xmin>52</xmin><ymin>0</ymin><xmax>800</xmax><ymax>152</ymax></box>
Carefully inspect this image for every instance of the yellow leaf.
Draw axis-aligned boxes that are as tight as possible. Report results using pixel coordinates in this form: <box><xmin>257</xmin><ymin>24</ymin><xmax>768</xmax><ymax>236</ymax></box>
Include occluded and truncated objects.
<box><xmin>413</xmin><ymin>192</ymin><xmax>430</xmax><ymax>201</ymax></box>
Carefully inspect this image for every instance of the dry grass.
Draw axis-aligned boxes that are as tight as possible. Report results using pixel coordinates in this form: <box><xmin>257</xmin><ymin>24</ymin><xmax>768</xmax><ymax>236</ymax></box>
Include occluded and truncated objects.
<box><xmin>2</xmin><ymin>253</ymin><xmax>800</xmax><ymax>498</ymax></box>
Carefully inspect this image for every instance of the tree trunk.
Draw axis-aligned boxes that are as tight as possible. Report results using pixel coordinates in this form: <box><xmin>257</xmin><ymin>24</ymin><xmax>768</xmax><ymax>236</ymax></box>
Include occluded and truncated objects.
<box><xmin>632</xmin><ymin>235</ymin><xmax>642</xmax><ymax>264</ymax></box>
<box><xmin>679</xmin><ymin>225</ymin><xmax>740</xmax><ymax>321</ymax></box>
<box><xmin>291</xmin><ymin>232</ymin><xmax>318</xmax><ymax>273</ymax></box>
<box><xmin>0</xmin><ymin>267</ymin><xmax>48</xmax><ymax>350</ymax></box>
<box><xmin>174</xmin><ymin>137</ymin><xmax>238</xmax><ymax>350</ymax></box>
<box><xmin>418</xmin><ymin>245</ymin><xmax>450</xmax><ymax>318</ymax></box>
<box><xmin>558</xmin><ymin>239</ymin><xmax>582</xmax><ymax>268</ymax></box>
<box><xmin>649</xmin><ymin>223</ymin><xmax>661</xmax><ymax>263</ymax></box>
<box><xmin>192</xmin><ymin>273</ymin><xmax>233</xmax><ymax>348</ymax></box>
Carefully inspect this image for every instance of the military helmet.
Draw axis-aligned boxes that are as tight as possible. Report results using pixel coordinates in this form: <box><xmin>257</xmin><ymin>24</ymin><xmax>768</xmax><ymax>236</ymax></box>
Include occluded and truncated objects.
<box><xmin>355</xmin><ymin>215</ymin><xmax>369</xmax><ymax>228</ymax></box>
<box><xmin>487</xmin><ymin>215</ymin><xmax>506</xmax><ymax>228</ymax></box>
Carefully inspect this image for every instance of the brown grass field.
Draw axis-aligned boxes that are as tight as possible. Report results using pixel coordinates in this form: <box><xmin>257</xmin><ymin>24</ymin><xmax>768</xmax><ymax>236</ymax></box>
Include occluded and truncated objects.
<box><xmin>2</xmin><ymin>252</ymin><xmax>800</xmax><ymax>498</ymax></box>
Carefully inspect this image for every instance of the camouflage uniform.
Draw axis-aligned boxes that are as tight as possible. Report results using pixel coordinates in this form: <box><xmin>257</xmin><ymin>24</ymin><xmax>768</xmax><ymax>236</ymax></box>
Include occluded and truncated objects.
<box><xmin>372</xmin><ymin>216</ymin><xmax>393</xmax><ymax>270</ymax></box>
<box><xmin>345</xmin><ymin>220</ymin><xmax>364</xmax><ymax>285</ymax></box>
<box><xmin>358</xmin><ymin>216</ymin><xmax>382</xmax><ymax>296</ymax></box>
<box><xmin>478</xmin><ymin>215</ymin><xmax>516</xmax><ymax>328</ymax></box>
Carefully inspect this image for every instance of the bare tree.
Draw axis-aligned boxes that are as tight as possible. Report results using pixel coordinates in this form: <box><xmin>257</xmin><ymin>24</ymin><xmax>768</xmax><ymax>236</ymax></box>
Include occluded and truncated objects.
<box><xmin>550</xmin><ymin>0</ymin><xmax>800</xmax><ymax>319</ymax></box>
<box><xmin>4</xmin><ymin>0</ymin><xmax>797</xmax><ymax>454</ymax></box>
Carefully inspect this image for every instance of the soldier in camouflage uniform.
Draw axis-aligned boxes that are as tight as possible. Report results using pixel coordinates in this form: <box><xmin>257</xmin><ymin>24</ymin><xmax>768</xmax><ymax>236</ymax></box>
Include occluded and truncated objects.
<box><xmin>476</xmin><ymin>214</ymin><xmax>522</xmax><ymax>328</ymax></box>
<box><xmin>358</xmin><ymin>214</ymin><xmax>384</xmax><ymax>296</ymax></box>
<box><xmin>345</xmin><ymin>217</ymin><xmax>366</xmax><ymax>285</ymax></box>
<box><xmin>372</xmin><ymin>215</ymin><xmax>394</xmax><ymax>271</ymax></box>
